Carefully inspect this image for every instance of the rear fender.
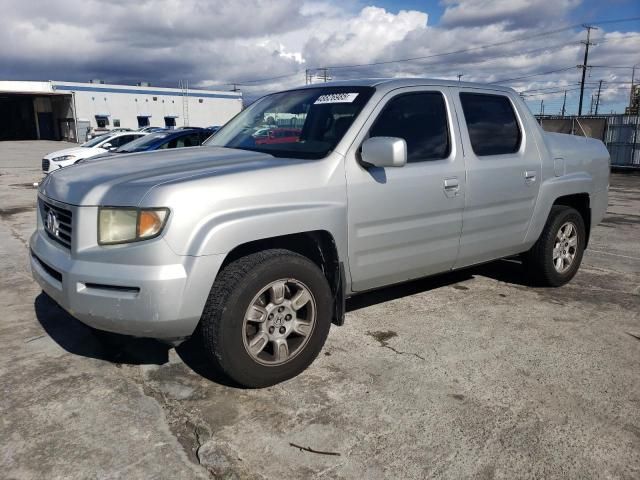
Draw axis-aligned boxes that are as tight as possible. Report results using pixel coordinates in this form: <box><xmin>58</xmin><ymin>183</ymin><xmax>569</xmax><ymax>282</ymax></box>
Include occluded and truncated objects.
<box><xmin>524</xmin><ymin>173</ymin><xmax>593</xmax><ymax>245</ymax></box>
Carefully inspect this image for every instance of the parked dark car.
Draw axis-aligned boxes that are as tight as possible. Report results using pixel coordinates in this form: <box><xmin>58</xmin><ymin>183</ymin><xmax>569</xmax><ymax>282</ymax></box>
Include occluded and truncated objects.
<box><xmin>88</xmin><ymin>128</ymin><xmax>215</xmax><ymax>160</ymax></box>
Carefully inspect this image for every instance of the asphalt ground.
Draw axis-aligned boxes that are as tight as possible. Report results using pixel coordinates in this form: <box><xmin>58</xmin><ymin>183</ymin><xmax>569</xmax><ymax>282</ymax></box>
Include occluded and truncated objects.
<box><xmin>1</xmin><ymin>140</ymin><xmax>638</xmax><ymax>479</ymax></box>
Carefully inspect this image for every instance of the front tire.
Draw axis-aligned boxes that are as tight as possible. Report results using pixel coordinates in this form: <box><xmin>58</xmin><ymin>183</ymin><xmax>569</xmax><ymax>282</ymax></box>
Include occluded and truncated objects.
<box><xmin>198</xmin><ymin>249</ymin><xmax>332</xmax><ymax>388</ymax></box>
<box><xmin>524</xmin><ymin>205</ymin><xmax>586</xmax><ymax>287</ymax></box>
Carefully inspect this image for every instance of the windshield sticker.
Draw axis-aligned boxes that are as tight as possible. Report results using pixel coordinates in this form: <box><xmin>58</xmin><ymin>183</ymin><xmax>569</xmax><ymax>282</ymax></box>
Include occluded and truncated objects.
<box><xmin>314</xmin><ymin>93</ymin><xmax>359</xmax><ymax>104</ymax></box>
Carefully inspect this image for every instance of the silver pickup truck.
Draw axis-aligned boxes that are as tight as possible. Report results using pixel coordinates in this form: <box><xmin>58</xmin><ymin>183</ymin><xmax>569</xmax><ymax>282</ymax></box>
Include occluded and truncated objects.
<box><xmin>30</xmin><ymin>79</ymin><xmax>609</xmax><ymax>387</ymax></box>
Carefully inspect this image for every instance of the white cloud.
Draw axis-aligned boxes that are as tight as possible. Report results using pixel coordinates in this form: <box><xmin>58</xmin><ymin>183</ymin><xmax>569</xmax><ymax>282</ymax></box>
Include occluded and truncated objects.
<box><xmin>0</xmin><ymin>0</ymin><xmax>636</xmax><ymax>112</ymax></box>
<box><xmin>302</xmin><ymin>6</ymin><xmax>428</xmax><ymax>66</ymax></box>
<box><xmin>440</xmin><ymin>0</ymin><xmax>581</xmax><ymax>29</ymax></box>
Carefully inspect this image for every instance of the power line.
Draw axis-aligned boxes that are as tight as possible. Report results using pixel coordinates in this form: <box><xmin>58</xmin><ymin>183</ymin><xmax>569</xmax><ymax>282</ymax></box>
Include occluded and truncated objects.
<box><xmin>521</xmin><ymin>83</ymin><xmax>628</xmax><ymax>97</ymax></box>
<box><xmin>522</xmin><ymin>87</ymin><xmax>582</xmax><ymax>97</ymax></box>
<box><xmin>587</xmin><ymin>16</ymin><xmax>640</xmax><ymax>26</ymax></box>
<box><xmin>319</xmin><ymin>16</ymin><xmax>640</xmax><ymax>71</ymax></box>
<box><xmin>518</xmin><ymin>80</ymin><xmax>631</xmax><ymax>94</ymax></box>
<box><xmin>519</xmin><ymin>83</ymin><xmax>582</xmax><ymax>93</ymax></box>
<box><xmin>321</xmin><ymin>28</ymin><xmax>578</xmax><ymax>71</ymax></box>
<box><xmin>231</xmin><ymin>71</ymin><xmax>301</xmax><ymax>85</ymax></box>
<box><xmin>491</xmin><ymin>66</ymin><xmax>577</xmax><ymax>84</ymax></box>
<box><xmin>589</xmin><ymin>65</ymin><xmax>638</xmax><ymax>69</ymax></box>
<box><xmin>222</xmin><ymin>16</ymin><xmax>640</xmax><ymax>87</ymax></box>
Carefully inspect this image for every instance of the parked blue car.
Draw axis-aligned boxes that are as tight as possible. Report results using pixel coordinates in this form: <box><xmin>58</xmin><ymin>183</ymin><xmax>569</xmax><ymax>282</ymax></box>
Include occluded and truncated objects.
<box><xmin>89</xmin><ymin>128</ymin><xmax>216</xmax><ymax>160</ymax></box>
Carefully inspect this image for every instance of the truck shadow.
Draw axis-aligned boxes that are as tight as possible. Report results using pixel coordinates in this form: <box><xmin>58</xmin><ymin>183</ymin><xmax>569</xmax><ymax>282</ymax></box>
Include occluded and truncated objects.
<box><xmin>34</xmin><ymin>258</ymin><xmax>529</xmax><ymax>382</ymax></box>
<box><xmin>34</xmin><ymin>292</ymin><xmax>241</xmax><ymax>386</ymax></box>
<box><xmin>34</xmin><ymin>293</ymin><xmax>170</xmax><ymax>365</ymax></box>
<box><xmin>347</xmin><ymin>258</ymin><xmax>528</xmax><ymax>312</ymax></box>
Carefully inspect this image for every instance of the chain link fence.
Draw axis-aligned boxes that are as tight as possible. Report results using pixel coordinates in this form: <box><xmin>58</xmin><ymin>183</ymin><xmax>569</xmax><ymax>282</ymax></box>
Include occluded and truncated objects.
<box><xmin>537</xmin><ymin>114</ymin><xmax>640</xmax><ymax>168</ymax></box>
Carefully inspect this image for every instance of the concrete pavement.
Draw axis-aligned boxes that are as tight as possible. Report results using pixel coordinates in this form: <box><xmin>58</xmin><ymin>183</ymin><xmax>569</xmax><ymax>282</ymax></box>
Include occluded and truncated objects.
<box><xmin>1</xmin><ymin>141</ymin><xmax>638</xmax><ymax>479</ymax></box>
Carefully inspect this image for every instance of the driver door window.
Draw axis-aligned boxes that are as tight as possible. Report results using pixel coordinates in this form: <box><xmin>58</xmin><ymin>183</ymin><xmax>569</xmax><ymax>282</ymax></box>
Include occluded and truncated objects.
<box><xmin>369</xmin><ymin>92</ymin><xmax>450</xmax><ymax>162</ymax></box>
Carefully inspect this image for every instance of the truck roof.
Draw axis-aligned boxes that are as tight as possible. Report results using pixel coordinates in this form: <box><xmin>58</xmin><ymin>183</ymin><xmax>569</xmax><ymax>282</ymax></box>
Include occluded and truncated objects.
<box><xmin>296</xmin><ymin>78</ymin><xmax>516</xmax><ymax>94</ymax></box>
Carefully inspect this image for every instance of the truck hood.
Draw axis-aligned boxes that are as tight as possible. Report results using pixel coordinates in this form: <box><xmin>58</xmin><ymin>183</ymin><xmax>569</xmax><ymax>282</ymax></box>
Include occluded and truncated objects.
<box><xmin>39</xmin><ymin>147</ymin><xmax>292</xmax><ymax>206</ymax></box>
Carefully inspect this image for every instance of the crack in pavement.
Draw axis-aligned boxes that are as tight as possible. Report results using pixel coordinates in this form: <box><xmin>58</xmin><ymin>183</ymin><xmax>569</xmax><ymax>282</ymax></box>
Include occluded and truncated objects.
<box><xmin>193</xmin><ymin>426</ymin><xmax>207</xmax><ymax>465</ymax></box>
<box><xmin>366</xmin><ymin>330</ymin><xmax>426</xmax><ymax>361</ymax></box>
<box><xmin>9</xmin><ymin>226</ymin><xmax>29</xmax><ymax>250</ymax></box>
<box><xmin>135</xmin><ymin>368</ymin><xmax>215</xmax><ymax>478</ymax></box>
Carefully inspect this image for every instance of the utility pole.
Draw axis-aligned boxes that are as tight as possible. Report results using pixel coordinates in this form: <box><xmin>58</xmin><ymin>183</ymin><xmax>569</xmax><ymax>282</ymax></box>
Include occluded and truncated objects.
<box><xmin>578</xmin><ymin>24</ymin><xmax>597</xmax><ymax>116</ymax></box>
<box><xmin>561</xmin><ymin>90</ymin><xmax>567</xmax><ymax>117</ymax></box>
<box><xmin>594</xmin><ymin>79</ymin><xmax>603</xmax><ymax>115</ymax></box>
<box><xmin>457</xmin><ymin>73</ymin><xmax>463</xmax><ymax>82</ymax></box>
<box><xmin>630</xmin><ymin>65</ymin><xmax>637</xmax><ymax>109</ymax></box>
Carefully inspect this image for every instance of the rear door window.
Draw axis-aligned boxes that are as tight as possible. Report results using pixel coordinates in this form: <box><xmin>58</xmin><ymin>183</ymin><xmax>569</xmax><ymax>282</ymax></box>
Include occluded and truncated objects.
<box><xmin>459</xmin><ymin>93</ymin><xmax>521</xmax><ymax>156</ymax></box>
<box><xmin>112</xmin><ymin>135</ymin><xmax>137</xmax><ymax>147</ymax></box>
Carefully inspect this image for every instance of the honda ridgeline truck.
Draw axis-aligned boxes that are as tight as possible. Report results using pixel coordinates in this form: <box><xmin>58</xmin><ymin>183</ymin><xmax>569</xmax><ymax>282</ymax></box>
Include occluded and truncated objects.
<box><xmin>30</xmin><ymin>79</ymin><xmax>609</xmax><ymax>387</ymax></box>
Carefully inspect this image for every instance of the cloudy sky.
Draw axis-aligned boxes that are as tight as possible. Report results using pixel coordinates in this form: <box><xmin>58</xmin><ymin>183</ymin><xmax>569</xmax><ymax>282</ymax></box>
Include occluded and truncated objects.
<box><xmin>1</xmin><ymin>0</ymin><xmax>638</xmax><ymax>113</ymax></box>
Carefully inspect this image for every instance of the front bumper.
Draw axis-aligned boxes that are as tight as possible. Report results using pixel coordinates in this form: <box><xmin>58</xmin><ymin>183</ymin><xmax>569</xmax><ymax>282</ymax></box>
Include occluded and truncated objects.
<box><xmin>30</xmin><ymin>228</ymin><xmax>225</xmax><ymax>339</ymax></box>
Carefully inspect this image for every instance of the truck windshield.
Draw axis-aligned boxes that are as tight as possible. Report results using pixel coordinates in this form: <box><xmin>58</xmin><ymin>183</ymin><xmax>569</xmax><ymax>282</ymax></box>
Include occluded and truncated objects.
<box><xmin>204</xmin><ymin>86</ymin><xmax>375</xmax><ymax>159</ymax></box>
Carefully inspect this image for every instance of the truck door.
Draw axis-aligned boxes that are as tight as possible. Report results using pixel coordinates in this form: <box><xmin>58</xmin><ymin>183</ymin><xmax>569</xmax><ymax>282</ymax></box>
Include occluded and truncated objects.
<box><xmin>452</xmin><ymin>89</ymin><xmax>542</xmax><ymax>268</ymax></box>
<box><xmin>345</xmin><ymin>87</ymin><xmax>465</xmax><ymax>292</ymax></box>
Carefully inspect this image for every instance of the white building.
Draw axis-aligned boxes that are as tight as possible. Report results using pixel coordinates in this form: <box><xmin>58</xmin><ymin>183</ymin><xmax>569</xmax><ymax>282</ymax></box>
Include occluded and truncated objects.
<box><xmin>0</xmin><ymin>80</ymin><xmax>242</xmax><ymax>142</ymax></box>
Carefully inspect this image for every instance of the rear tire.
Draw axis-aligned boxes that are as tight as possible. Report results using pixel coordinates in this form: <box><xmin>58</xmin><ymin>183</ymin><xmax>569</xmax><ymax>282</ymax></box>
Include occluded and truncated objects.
<box><xmin>198</xmin><ymin>249</ymin><xmax>332</xmax><ymax>388</ymax></box>
<box><xmin>524</xmin><ymin>205</ymin><xmax>586</xmax><ymax>287</ymax></box>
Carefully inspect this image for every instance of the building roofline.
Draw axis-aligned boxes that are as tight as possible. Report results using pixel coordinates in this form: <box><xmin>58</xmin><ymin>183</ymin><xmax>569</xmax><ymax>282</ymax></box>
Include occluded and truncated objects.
<box><xmin>51</xmin><ymin>81</ymin><xmax>241</xmax><ymax>99</ymax></box>
<box><xmin>0</xmin><ymin>79</ymin><xmax>242</xmax><ymax>99</ymax></box>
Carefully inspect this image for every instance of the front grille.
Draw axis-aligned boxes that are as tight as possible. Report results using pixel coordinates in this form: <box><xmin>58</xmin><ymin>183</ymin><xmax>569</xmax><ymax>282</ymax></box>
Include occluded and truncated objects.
<box><xmin>42</xmin><ymin>158</ymin><xmax>50</xmax><ymax>172</ymax></box>
<box><xmin>31</xmin><ymin>250</ymin><xmax>63</xmax><ymax>282</ymax></box>
<box><xmin>40</xmin><ymin>199</ymin><xmax>73</xmax><ymax>249</ymax></box>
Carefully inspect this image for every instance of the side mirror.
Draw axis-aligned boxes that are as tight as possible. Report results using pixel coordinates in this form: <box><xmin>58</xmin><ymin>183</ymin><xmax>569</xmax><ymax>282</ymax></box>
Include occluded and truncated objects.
<box><xmin>102</xmin><ymin>142</ymin><xmax>113</xmax><ymax>150</ymax></box>
<box><xmin>360</xmin><ymin>136</ymin><xmax>407</xmax><ymax>168</ymax></box>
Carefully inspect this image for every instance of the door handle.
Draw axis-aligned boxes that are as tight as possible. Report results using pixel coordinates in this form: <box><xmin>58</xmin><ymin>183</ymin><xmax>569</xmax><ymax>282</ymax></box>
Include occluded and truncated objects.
<box><xmin>524</xmin><ymin>170</ymin><xmax>537</xmax><ymax>184</ymax></box>
<box><xmin>443</xmin><ymin>177</ymin><xmax>460</xmax><ymax>197</ymax></box>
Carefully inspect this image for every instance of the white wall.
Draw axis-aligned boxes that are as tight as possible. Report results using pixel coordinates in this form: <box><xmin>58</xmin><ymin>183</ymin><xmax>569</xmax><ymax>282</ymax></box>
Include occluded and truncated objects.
<box><xmin>0</xmin><ymin>81</ymin><xmax>53</xmax><ymax>94</ymax></box>
<box><xmin>53</xmin><ymin>82</ymin><xmax>242</xmax><ymax>130</ymax></box>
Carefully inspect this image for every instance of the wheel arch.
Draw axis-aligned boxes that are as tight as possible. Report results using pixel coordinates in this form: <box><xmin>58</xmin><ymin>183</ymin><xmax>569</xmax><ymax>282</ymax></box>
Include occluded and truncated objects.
<box><xmin>552</xmin><ymin>193</ymin><xmax>591</xmax><ymax>247</ymax></box>
<box><xmin>220</xmin><ymin>230</ymin><xmax>346</xmax><ymax>326</ymax></box>
<box><xmin>524</xmin><ymin>173</ymin><xmax>593</xmax><ymax>247</ymax></box>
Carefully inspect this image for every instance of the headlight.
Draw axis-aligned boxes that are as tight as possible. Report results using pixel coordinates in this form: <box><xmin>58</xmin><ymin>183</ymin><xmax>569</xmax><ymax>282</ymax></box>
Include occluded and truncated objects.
<box><xmin>98</xmin><ymin>207</ymin><xmax>169</xmax><ymax>245</ymax></box>
<box><xmin>52</xmin><ymin>155</ymin><xmax>76</xmax><ymax>162</ymax></box>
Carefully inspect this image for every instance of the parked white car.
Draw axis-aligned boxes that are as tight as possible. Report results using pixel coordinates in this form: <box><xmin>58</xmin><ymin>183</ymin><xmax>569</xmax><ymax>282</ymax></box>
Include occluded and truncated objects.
<box><xmin>42</xmin><ymin>132</ymin><xmax>147</xmax><ymax>174</ymax></box>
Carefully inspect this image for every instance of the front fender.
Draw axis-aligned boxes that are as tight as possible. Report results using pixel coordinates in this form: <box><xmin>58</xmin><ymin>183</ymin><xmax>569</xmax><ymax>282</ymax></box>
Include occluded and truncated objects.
<box><xmin>182</xmin><ymin>201</ymin><xmax>349</xmax><ymax>260</ymax></box>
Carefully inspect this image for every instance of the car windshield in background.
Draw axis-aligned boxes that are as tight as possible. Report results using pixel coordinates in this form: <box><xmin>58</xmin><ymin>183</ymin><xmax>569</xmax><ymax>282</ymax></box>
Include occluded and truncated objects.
<box><xmin>205</xmin><ymin>86</ymin><xmax>375</xmax><ymax>159</ymax></box>
<box><xmin>82</xmin><ymin>134</ymin><xmax>111</xmax><ymax>147</ymax></box>
<box><xmin>115</xmin><ymin>132</ymin><xmax>169</xmax><ymax>153</ymax></box>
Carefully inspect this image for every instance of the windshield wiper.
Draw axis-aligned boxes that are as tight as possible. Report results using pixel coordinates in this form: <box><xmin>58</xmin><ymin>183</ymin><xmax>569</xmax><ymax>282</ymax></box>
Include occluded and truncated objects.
<box><xmin>227</xmin><ymin>146</ymin><xmax>276</xmax><ymax>157</ymax></box>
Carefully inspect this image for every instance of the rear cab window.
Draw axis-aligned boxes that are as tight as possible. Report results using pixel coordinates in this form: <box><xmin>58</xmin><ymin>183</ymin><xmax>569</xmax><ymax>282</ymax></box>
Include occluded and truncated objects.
<box><xmin>459</xmin><ymin>92</ymin><xmax>521</xmax><ymax>156</ymax></box>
